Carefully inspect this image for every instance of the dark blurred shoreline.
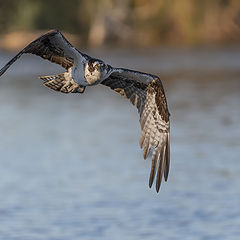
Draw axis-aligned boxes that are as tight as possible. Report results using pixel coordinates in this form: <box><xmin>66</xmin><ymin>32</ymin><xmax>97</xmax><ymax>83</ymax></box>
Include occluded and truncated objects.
<box><xmin>1</xmin><ymin>30</ymin><xmax>240</xmax><ymax>52</ymax></box>
<box><xmin>1</xmin><ymin>1</ymin><xmax>240</xmax><ymax>48</ymax></box>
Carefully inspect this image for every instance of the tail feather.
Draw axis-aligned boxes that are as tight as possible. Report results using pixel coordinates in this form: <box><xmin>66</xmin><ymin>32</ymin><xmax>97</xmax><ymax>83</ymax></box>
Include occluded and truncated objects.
<box><xmin>40</xmin><ymin>73</ymin><xmax>66</xmax><ymax>92</ymax></box>
<box><xmin>40</xmin><ymin>73</ymin><xmax>85</xmax><ymax>93</ymax></box>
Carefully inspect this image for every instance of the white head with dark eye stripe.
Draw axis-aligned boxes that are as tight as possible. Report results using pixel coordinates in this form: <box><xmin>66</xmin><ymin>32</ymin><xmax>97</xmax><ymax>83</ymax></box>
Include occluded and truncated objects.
<box><xmin>84</xmin><ymin>60</ymin><xmax>112</xmax><ymax>85</ymax></box>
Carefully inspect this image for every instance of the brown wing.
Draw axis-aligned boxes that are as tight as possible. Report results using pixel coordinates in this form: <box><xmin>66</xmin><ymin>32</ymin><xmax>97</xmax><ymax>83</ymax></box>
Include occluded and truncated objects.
<box><xmin>101</xmin><ymin>72</ymin><xmax>147</xmax><ymax>115</ymax></box>
<box><xmin>0</xmin><ymin>30</ymin><xmax>84</xmax><ymax>77</ymax></box>
<box><xmin>140</xmin><ymin>78</ymin><xmax>170</xmax><ymax>192</ymax></box>
<box><xmin>102</xmin><ymin>70</ymin><xmax>170</xmax><ymax>192</ymax></box>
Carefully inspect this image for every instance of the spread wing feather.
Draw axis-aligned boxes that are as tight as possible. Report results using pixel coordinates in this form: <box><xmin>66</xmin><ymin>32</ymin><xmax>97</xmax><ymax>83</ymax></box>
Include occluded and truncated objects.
<box><xmin>102</xmin><ymin>69</ymin><xmax>170</xmax><ymax>192</ymax></box>
<box><xmin>0</xmin><ymin>29</ymin><xmax>85</xmax><ymax>77</ymax></box>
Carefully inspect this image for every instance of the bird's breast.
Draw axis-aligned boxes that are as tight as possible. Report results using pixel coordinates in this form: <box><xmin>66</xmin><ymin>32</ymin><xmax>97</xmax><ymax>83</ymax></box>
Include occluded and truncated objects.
<box><xmin>85</xmin><ymin>71</ymin><xmax>101</xmax><ymax>85</ymax></box>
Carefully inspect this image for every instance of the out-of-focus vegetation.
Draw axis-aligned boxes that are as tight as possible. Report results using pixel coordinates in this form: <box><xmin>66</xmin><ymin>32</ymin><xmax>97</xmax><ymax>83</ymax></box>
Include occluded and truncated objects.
<box><xmin>0</xmin><ymin>0</ymin><xmax>240</xmax><ymax>48</ymax></box>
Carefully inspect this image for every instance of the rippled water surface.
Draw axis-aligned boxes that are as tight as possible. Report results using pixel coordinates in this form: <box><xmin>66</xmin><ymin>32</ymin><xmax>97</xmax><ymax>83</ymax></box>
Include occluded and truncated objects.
<box><xmin>0</xmin><ymin>48</ymin><xmax>240</xmax><ymax>240</ymax></box>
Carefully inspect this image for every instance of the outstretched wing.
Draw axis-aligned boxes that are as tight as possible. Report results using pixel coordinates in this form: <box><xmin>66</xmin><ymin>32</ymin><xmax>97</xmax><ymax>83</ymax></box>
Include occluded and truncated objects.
<box><xmin>101</xmin><ymin>69</ymin><xmax>170</xmax><ymax>192</ymax></box>
<box><xmin>0</xmin><ymin>29</ymin><xmax>85</xmax><ymax>77</ymax></box>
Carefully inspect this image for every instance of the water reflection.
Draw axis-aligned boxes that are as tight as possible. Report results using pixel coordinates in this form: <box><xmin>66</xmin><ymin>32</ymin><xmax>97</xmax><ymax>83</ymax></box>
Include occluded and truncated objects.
<box><xmin>0</xmin><ymin>49</ymin><xmax>240</xmax><ymax>239</ymax></box>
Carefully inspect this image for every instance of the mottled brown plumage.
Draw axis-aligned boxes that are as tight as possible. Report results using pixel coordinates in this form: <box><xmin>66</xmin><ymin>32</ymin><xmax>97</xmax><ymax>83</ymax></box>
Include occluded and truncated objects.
<box><xmin>23</xmin><ymin>30</ymin><xmax>75</xmax><ymax>69</ymax></box>
<box><xmin>149</xmin><ymin>79</ymin><xmax>170</xmax><ymax>122</ymax></box>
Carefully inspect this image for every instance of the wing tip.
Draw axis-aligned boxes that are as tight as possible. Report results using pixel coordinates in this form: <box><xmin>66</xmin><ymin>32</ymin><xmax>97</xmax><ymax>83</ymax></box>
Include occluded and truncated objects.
<box><xmin>164</xmin><ymin>133</ymin><xmax>170</xmax><ymax>182</ymax></box>
<box><xmin>148</xmin><ymin>167</ymin><xmax>155</xmax><ymax>189</ymax></box>
<box><xmin>0</xmin><ymin>65</ymin><xmax>8</xmax><ymax>77</ymax></box>
<box><xmin>0</xmin><ymin>51</ymin><xmax>24</xmax><ymax>77</ymax></box>
<box><xmin>148</xmin><ymin>143</ymin><xmax>170</xmax><ymax>193</ymax></box>
<box><xmin>164</xmin><ymin>171</ymin><xmax>169</xmax><ymax>182</ymax></box>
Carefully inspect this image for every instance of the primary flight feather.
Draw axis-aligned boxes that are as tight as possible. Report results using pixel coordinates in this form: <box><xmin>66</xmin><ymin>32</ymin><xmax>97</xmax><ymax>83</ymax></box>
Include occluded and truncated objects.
<box><xmin>0</xmin><ymin>30</ymin><xmax>170</xmax><ymax>192</ymax></box>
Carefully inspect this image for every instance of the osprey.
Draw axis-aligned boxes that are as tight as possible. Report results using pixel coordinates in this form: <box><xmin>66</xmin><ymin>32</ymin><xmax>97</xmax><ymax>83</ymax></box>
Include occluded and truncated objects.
<box><xmin>0</xmin><ymin>30</ymin><xmax>170</xmax><ymax>192</ymax></box>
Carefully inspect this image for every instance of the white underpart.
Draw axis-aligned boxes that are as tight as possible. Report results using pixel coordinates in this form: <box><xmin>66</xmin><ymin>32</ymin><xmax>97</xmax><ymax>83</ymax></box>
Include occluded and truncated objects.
<box><xmin>84</xmin><ymin>62</ymin><xmax>102</xmax><ymax>85</ymax></box>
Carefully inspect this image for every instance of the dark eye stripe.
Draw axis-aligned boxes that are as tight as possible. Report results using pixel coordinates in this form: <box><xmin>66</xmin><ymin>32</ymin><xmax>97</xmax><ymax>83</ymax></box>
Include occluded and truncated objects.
<box><xmin>88</xmin><ymin>61</ymin><xmax>95</xmax><ymax>72</ymax></box>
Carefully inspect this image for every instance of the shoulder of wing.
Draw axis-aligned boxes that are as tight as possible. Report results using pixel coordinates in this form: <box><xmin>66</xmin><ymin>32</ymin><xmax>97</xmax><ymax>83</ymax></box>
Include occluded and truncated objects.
<box><xmin>109</xmin><ymin>67</ymin><xmax>159</xmax><ymax>85</ymax></box>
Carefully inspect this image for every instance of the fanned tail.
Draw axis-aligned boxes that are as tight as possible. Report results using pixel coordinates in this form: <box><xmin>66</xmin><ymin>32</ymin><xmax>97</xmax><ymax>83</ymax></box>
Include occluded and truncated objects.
<box><xmin>40</xmin><ymin>72</ymin><xmax>85</xmax><ymax>93</ymax></box>
<box><xmin>40</xmin><ymin>73</ymin><xmax>66</xmax><ymax>92</ymax></box>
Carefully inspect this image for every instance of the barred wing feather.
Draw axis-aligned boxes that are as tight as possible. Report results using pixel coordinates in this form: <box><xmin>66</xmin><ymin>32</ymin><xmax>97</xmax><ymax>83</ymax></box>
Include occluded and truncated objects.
<box><xmin>0</xmin><ymin>30</ymin><xmax>85</xmax><ymax>77</ymax></box>
<box><xmin>102</xmin><ymin>70</ymin><xmax>170</xmax><ymax>192</ymax></box>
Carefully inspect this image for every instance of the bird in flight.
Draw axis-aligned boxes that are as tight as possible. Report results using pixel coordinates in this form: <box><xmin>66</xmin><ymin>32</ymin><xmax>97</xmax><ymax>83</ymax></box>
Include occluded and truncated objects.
<box><xmin>0</xmin><ymin>30</ymin><xmax>170</xmax><ymax>192</ymax></box>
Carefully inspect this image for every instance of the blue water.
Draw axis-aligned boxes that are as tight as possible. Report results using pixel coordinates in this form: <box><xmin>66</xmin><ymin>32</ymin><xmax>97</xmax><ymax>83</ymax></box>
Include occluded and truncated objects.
<box><xmin>0</xmin><ymin>48</ymin><xmax>240</xmax><ymax>240</ymax></box>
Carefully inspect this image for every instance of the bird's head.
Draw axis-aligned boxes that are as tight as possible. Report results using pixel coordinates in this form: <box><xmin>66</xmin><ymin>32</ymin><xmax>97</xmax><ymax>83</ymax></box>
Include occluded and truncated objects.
<box><xmin>84</xmin><ymin>59</ymin><xmax>111</xmax><ymax>85</ymax></box>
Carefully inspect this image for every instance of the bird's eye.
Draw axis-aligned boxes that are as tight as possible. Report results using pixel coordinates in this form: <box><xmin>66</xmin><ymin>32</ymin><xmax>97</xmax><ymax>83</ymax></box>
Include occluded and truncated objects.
<box><xmin>100</xmin><ymin>63</ymin><xmax>106</xmax><ymax>69</ymax></box>
<box><xmin>95</xmin><ymin>64</ymin><xmax>100</xmax><ymax>70</ymax></box>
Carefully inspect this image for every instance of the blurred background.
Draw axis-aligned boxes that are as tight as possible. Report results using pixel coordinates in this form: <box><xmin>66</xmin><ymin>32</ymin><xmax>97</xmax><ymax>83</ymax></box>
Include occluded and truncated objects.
<box><xmin>1</xmin><ymin>0</ymin><xmax>240</xmax><ymax>49</ymax></box>
<box><xmin>0</xmin><ymin>0</ymin><xmax>240</xmax><ymax>240</ymax></box>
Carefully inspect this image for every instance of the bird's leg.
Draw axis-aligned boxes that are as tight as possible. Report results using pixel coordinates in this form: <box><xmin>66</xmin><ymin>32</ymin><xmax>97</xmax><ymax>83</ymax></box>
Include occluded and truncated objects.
<box><xmin>76</xmin><ymin>86</ymin><xmax>85</xmax><ymax>93</ymax></box>
<box><xmin>60</xmin><ymin>79</ymin><xmax>85</xmax><ymax>93</ymax></box>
